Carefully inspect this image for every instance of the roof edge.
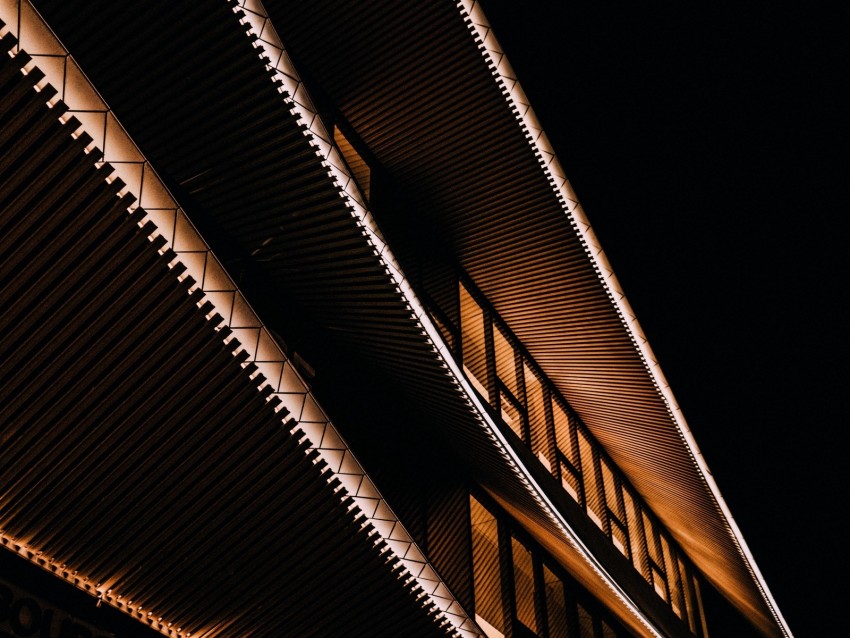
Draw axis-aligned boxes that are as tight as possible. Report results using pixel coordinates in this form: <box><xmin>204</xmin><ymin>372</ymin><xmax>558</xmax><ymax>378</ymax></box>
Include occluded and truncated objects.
<box><xmin>0</xmin><ymin>7</ymin><xmax>476</xmax><ymax>636</ymax></box>
<box><xmin>456</xmin><ymin>1</ymin><xmax>792</xmax><ymax>636</ymax></box>
<box><xmin>231</xmin><ymin>2</ymin><xmax>676</xmax><ymax>636</ymax></box>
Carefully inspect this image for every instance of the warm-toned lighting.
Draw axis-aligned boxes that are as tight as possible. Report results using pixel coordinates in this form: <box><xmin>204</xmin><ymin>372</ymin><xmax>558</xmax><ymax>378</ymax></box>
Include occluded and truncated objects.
<box><xmin>457</xmin><ymin>2</ymin><xmax>794</xmax><ymax>636</ymax></box>
<box><xmin>0</xmin><ymin>4</ymin><xmax>480</xmax><ymax>636</ymax></box>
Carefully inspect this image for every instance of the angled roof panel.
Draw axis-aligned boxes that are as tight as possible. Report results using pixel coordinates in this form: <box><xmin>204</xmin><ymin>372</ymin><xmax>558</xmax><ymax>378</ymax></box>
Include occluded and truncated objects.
<box><xmin>252</xmin><ymin>2</ymin><xmax>792</xmax><ymax>637</ymax></box>
<box><xmin>10</xmin><ymin>1</ymin><xmax>793</xmax><ymax>636</ymax></box>
<box><xmin>0</xmin><ymin>16</ymin><xmax>474</xmax><ymax>638</ymax></box>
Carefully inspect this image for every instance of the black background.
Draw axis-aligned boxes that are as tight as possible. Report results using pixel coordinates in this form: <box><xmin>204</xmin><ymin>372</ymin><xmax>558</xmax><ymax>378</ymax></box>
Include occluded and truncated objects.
<box><xmin>477</xmin><ymin>2</ymin><xmax>846</xmax><ymax>636</ymax></box>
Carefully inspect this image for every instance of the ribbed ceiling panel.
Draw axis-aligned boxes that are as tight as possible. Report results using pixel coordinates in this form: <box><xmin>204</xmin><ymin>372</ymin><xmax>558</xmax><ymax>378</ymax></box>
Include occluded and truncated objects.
<box><xmin>257</xmin><ymin>2</ymin><xmax>783</xmax><ymax>637</ymax></box>
<box><xmin>18</xmin><ymin>1</ymin><xmax>785</xmax><ymax>636</ymax></box>
<box><xmin>22</xmin><ymin>0</ymin><xmax>508</xmax><ymax>503</ymax></box>
<box><xmin>0</xmin><ymin>37</ymin><xmax>457</xmax><ymax>638</ymax></box>
<box><xmin>27</xmin><ymin>0</ymin><xmax>437</xmax><ymax>381</ymax></box>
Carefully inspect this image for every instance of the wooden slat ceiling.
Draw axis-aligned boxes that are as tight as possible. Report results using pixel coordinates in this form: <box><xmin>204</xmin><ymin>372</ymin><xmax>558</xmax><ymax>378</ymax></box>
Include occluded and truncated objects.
<box><xmin>17</xmin><ymin>1</ymin><xmax>787</xmax><ymax>637</ymax></box>
<box><xmin>0</xmin><ymin>29</ymin><xmax>456</xmax><ymax>638</ymax></box>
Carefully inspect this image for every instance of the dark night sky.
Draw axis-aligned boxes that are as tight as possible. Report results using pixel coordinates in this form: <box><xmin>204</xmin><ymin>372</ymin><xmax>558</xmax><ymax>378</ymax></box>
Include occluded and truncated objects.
<box><xmin>477</xmin><ymin>2</ymin><xmax>846</xmax><ymax>636</ymax></box>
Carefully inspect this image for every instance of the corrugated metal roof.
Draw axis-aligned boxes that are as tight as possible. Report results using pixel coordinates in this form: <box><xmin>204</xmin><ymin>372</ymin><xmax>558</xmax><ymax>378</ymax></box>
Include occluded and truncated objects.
<box><xmin>248</xmin><ymin>2</ymin><xmax>791</xmax><ymax>637</ymax></box>
<box><xmin>0</xmin><ymin>26</ymin><xmax>462</xmax><ymax>638</ymax></box>
<box><xmin>9</xmin><ymin>2</ymin><xmax>678</xmax><ymax>634</ymax></box>
<box><xmin>9</xmin><ymin>1</ymin><xmax>792</xmax><ymax>636</ymax></box>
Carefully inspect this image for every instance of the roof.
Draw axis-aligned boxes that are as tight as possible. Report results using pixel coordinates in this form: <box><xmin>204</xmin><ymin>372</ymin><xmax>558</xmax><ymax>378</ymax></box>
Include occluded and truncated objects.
<box><xmin>1</xmin><ymin>1</ymin><xmax>793</xmax><ymax>637</ymax></box>
<box><xmin>0</xmin><ymin>10</ymin><xmax>475</xmax><ymax>637</ymax></box>
<box><xmin>249</xmin><ymin>2</ymin><xmax>792</xmax><ymax>635</ymax></box>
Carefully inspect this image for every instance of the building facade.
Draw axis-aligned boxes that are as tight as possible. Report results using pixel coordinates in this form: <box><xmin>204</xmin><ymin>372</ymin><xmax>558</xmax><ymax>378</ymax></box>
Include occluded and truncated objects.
<box><xmin>0</xmin><ymin>2</ymin><xmax>793</xmax><ymax>637</ymax></box>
